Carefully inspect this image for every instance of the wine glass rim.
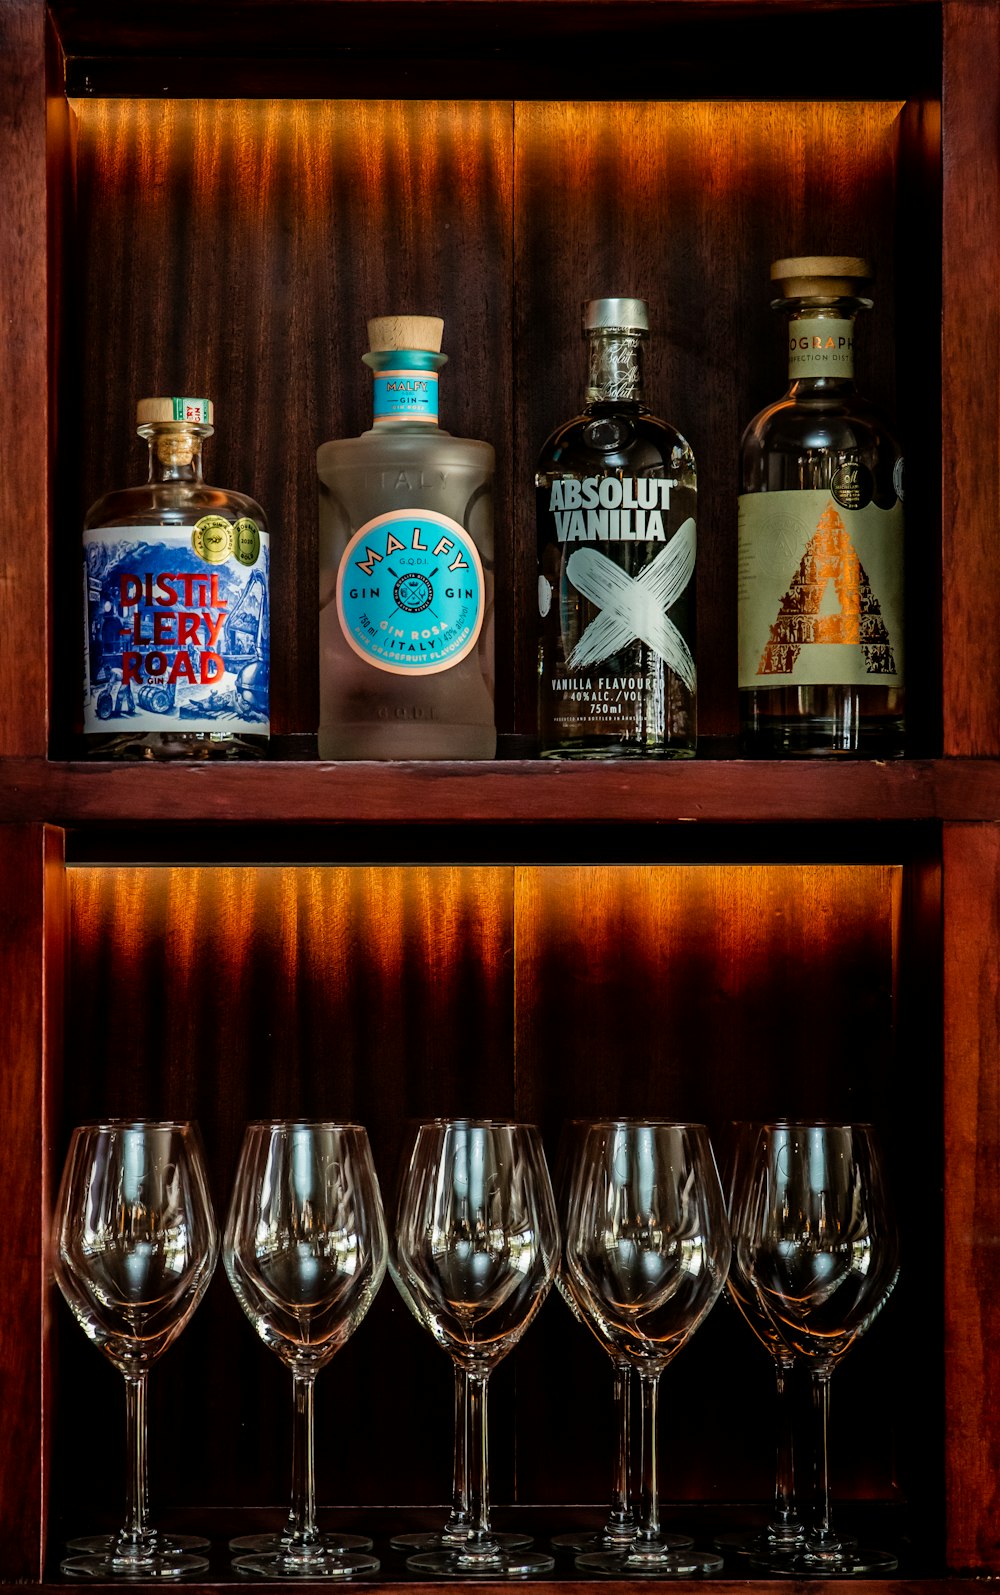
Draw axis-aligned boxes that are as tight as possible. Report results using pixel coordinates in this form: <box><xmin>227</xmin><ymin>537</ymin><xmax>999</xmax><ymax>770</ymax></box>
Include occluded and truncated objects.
<box><xmin>414</xmin><ymin>1116</ymin><xmax>540</xmax><ymax>1129</ymax></box>
<box><xmin>754</xmin><ymin>1119</ymin><xmax>876</xmax><ymax>1131</ymax></box>
<box><xmin>572</xmin><ymin>1117</ymin><xmax>709</xmax><ymax>1130</ymax></box>
<box><xmin>243</xmin><ymin>1118</ymin><xmax>369</xmax><ymax>1132</ymax></box>
<box><xmin>69</xmin><ymin>1117</ymin><xmax>201</xmax><ymax>1133</ymax></box>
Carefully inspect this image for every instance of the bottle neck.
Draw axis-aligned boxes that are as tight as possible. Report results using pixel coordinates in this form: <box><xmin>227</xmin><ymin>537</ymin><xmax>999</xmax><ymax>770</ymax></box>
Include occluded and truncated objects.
<box><xmin>781</xmin><ymin>299</ymin><xmax>866</xmax><ymax>390</ymax></box>
<box><xmin>585</xmin><ymin>328</ymin><xmax>647</xmax><ymax>407</ymax></box>
<box><xmin>141</xmin><ymin>423</ymin><xmax>208</xmax><ymax>484</ymax></box>
<box><xmin>363</xmin><ymin>348</ymin><xmax>447</xmax><ymax>427</ymax></box>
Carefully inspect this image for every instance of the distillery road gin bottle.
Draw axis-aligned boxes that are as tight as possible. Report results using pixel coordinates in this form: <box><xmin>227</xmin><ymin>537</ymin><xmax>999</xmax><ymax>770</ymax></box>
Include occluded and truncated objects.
<box><xmin>536</xmin><ymin>298</ymin><xmax>697</xmax><ymax>758</ymax></box>
<box><xmin>738</xmin><ymin>257</ymin><xmax>905</xmax><ymax>756</ymax></box>
<box><xmin>82</xmin><ymin>397</ymin><xmax>270</xmax><ymax>758</ymax></box>
<box><xmin>317</xmin><ymin>315</ymin><xmax>495</xmax><ymax>760</ymax></box>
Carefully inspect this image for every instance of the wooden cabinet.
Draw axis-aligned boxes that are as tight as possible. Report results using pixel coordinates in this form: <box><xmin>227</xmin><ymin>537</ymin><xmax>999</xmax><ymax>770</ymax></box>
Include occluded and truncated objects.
<box><xmin>1</xmin><ymin>0</ymin><xmax>999</xmax><ymax>1585</ymax></box>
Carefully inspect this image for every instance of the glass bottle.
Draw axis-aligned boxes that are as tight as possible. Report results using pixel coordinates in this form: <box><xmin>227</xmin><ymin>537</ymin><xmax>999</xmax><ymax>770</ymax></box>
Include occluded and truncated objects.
<box><xmin>535</xmin><ymin>298</ymin><xmax>697</xmax><ymax>758</ymax></box>
<box><xmin>81</xmin><ymin>397</ymin><xmax>270</xmax><ymax>759</ymax></box>
<box><xmin>738</xmin><ymin>257</ymin><xmax>905</xmax><ymax>756</ymax></box>
<box><xmin>317</xmin><ymin>316</ymin><xmax>495</xmax><ymax>760</ymax></box>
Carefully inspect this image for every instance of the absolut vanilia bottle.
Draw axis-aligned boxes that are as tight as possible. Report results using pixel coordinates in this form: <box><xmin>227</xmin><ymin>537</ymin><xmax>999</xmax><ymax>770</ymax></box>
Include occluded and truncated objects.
<box><xmin>738</xmin><ymin>257</ymin><xmax>905</xmax><ymax>756</ymax></box>
<box><xmin>317</xmin><ymin>316</ymin><xmax>495</xmax><ymax>760</ymax></box>
<box><xmin>82</xmin><ymin>398</ymin><xmax>270</xmax><ymax>758</ymax></box>
<box><xmin>536</xmin><ymin>298</ymin><xmax>697</xmax><ymax>758</ymax></box>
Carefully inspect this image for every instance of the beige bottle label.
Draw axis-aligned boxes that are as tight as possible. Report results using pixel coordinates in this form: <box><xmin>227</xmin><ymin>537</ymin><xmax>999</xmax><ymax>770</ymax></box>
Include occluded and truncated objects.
<box><xmin>738</xmin><ymin>490</ymin><xmax>904</xmax><ymax>689</ymax></box>
<box><xmin>788</xmin><ymin>318</ymin><xmax>855</xmax><ymax>379</ymax></box>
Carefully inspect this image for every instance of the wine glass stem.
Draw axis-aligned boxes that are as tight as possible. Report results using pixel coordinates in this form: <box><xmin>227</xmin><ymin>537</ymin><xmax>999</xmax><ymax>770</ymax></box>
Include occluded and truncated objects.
<box><xmin>606</xmin><ymin>1362</ymin><xmax>633</xmax><ymax>1535</ymax></box>
<box><xmin>810</xmin><ymin>1365</ymin><xmax>837</xmax><ymax>1548</ymax></box>
<box><xmin>465</xmin><ymin>1366</ymin><xmax>492</xmax><ymax>1545</ymax></box>
<box><xmin>122</xmin><ymin>1371</ymin><xmax>151</xmax><ymax>1547</ymax></box>
<box><xmin>289</xmin><ymin>1370</ymin><xmax>319</xmax><ymax>1544</ymax></box>
<box><xmin>770</xmin><ymin>1350</ymin><xmax>800</xmax><ymax>1538</ymax></box>
<box><xmin>447</xmin><ymin>1365</ymin><xmax>471</xmax><ymax>1531</ymax></box>
<box><xmin>636</xmin><ymin>1370</ymin><xmax>661</xmax><ymax>1544</ymax></box>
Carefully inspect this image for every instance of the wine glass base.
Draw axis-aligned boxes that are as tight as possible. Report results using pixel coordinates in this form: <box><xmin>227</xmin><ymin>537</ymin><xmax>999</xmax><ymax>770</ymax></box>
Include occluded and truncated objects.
<box><xmin>230</xmin><ymin>1531</ymin><xmax>373</xmax><ymax>1554</ymax></box>
<box><xmin>575</xmin><ymin>1546</ymin><xmax>725</xmax><ymax>1577</ymax></box>
<box><xmin>233</xmin><ymin>1548</ymin><xmax>381</xmax><ymax>1579</ymax></box>
<box><xmin>766</xmin><ymin>1546</ymin><xmax>899</xmax><ymax>1578</ymax></box>
<box><xmin>407</xmin><ymin>1547</ymin><xmax>556</xmax><ymax>1578</ymax></box>
<box><xmin>715</xmin><ymin>1528</ymin><xmax>809</xmax><ymax>1567</ymax></box>
<box><xmin>61</xmin><ymin>1551</ymin><xmax>210</xmax><ymax>1579</ymax></box>
<box><xmin>67</xmin><ymin>1532</ymin><xmax>211</xmax><ymax>1555</ymax></box>
<box><xmin>554</xmin><ymin>1530</ymin><xmax>693</xmax><ymax>1554</ymax></box>
<box><xmin>392</xmin><ymin>1530</ymin><xmax>533</xmax><ymax>1552</ymax></box>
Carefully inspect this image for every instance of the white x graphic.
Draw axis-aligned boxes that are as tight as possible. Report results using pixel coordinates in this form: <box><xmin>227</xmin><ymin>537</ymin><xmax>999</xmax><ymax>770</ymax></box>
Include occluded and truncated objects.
<box><xmin>565</xmin><ymin>516</ymin><xmax>696</xmax><ymax>690</ymax></box>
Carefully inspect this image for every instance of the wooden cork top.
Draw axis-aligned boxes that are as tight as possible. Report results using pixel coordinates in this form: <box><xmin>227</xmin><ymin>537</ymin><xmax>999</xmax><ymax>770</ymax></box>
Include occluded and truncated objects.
<box><xmin>771</xmin><ymin>256</ymin><xmax>873</xmax><ymax>298</ymax></box>
<box><xmin>136</xmin><ymin>397</ymin><xmax>214</xmax><ymax>425</ymax></box>
<box><xmin>367</xmin><ymin>316</ymin><xmax>444</xmax><ymax>353</ymax></box>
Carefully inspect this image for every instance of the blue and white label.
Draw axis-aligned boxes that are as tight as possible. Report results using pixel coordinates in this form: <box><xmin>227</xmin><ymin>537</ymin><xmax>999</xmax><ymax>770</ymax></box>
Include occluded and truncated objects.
<box><xmin>336</xmin><ymin>509</ymin><xmax>484</xmax><ymax>675</ymax></box>
<box><xmin>372</xmin><ymin>369</ymin><xmax>439</xmax><ymax>423</ymax></box>
<box><xmin>82</xmin><ymin>523</ymin><xmax>270</xmax><ymax>733</ymax></box>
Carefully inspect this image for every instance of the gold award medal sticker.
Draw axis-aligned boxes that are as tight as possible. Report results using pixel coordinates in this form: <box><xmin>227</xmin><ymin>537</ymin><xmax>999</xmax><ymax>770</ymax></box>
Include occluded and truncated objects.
<box><xmin>233</xmin><ymin>518</ymin><xmax>262</xmax><ymax>567</ymax></box>
<box><xmin>192</xmin><ymin>515</ymin><xmax>235</xmax><ymax>564</ymax></box>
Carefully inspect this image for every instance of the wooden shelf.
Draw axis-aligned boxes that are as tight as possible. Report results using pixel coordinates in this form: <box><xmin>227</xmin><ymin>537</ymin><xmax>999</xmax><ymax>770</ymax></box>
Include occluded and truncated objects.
<box><xmin>2</xmin><ymin>756</ymin><xmax>1000</xmax><ymax>830</ymax></box>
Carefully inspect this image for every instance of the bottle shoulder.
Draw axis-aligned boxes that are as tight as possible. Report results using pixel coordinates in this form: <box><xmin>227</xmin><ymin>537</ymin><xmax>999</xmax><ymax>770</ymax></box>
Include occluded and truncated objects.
<box><xmin>741</xmin><ymin>387</ymin><xmax>901</xmax><ymax>454</ymax></box>
<box><xmin>84</xmin><ymin>482</ymin><xmax>269</xmax><ymax>530</ymax></box>
<box><xmin>317</xmin><ymin>427</ymin><xmax>494</xmax><ymax>472</ymax></box>
<box><xmin>536</xmin><ymin>407</ymin><xmax>695</xmax><ymax>479</ymax></box>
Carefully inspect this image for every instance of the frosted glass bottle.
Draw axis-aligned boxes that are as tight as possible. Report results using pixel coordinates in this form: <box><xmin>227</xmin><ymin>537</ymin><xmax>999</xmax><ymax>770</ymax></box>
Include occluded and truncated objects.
<box><xmin>317</xmin><ymin>316</ymin><xmax>495</xmax><ymax>759</ymax></box>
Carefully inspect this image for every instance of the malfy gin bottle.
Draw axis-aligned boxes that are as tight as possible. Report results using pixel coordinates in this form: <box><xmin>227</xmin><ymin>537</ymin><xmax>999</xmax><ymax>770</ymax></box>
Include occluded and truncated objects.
<box><xmin>738</xmin><ymin>257</ymin><xmax>905</xmax><ymax>756</ymax></box>
<box><xmin>317</xmin><ymin>315</ymin><xmax>495</xmax><ymax>759</ymax></box>
<box><xmin>82</xmin><ymin>397</ymin><xmax>270</xmax><ymax>758</ymax></box>
<box><xmin>536</xmin><ymin>298</ymin><xmax>697</xmax><ymax>758</ymax></box>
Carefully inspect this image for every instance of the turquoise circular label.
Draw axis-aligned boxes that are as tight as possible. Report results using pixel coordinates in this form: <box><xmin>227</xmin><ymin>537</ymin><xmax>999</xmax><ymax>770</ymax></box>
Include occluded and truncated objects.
<box><xmin>336</xmin><ymin>510</ymin><xmax>485</xmax><ymax>675</ymax></box>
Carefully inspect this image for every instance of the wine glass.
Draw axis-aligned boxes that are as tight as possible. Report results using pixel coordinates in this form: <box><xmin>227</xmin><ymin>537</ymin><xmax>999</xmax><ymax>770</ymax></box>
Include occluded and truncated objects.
<box><xmin>388</xmin><ymin>1122</ymin><xmax>532</xmax><ymax>1556</ymax></box>
<box><xmin>223</xmin><ymin>1121</ymin><xmax>387</xmax><ymax>1578</ymax></box>
<box><xmin>550</xmin><ymin>1119</ymin><xmax>692</xmax><ymax>1557</ymax></box>
<box><xmin>51</xmin><ymin>1119</ymin><xmax>219</xmax><ymax>1578</ymax></box>
<box><xmin>734</xmin><ymin>1121</ymin><xmax>900</xmax><ymax>1575</ymax></box>
<box><xmin>390</xmin><ymin>1118</ymin><xmax>559</xmax><ymax>1577</ymax></box>
<box><xmin>714</xmin><ymin>1121</ymin><xmax>805</xmax><ymax>1567</ymax></box>
<box><xmin>565</xmin><ymin>1120</ymin><xmax>731</xmax><ymax>1576</ymax></box>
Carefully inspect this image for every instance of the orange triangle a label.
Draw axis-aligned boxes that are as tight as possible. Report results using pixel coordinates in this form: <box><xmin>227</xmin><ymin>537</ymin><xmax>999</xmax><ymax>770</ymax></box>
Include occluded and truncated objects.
<box><xmin>757</xmin><ymin>503</ymin><xmax>897</xmax><ymax>676</ymax></box>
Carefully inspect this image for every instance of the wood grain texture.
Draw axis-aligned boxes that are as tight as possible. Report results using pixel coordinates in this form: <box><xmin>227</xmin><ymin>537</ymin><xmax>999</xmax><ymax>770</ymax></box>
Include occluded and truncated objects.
<box><xmin>514</xmin><ymin>101</ymin><xmax>909</xmax><ymax>740</ymax></box>
<box><xmin>56</xmin><ymin>98</ymin><xmax>513</xmax><ymax>747</ymax></box>
<box><xmin>0</xmin><ymin>1</ymin><xmax>50</xmax><ymax>754</ymax></box>
<box><xmin>942</xmin><ymin>824</ymin><xmax>1000</xmax><ymax>1568</ymax></box>
<box><xmin>0</xmin><ymin>827</ymin><xmax>65</xmax><ymax>1580</ymax></box>
<box><xmin>942</xmin><ymin>3</ymin><xmax>1000</xmax><ymax>755</ymax></box>
<box><xmin>6</xmin><ymin>756</ymin><xmax>1000</xmax><ymax>829</ymax></box>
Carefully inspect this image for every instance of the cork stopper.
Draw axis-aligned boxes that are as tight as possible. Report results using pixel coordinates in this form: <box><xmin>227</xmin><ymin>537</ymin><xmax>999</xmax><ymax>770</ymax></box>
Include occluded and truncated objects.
<box><xmin>771</xmin><ymin>257</ymin><xmax>873</xmax><ymax>298</ymax></box>
<box><xmin>367</xmin><ymin>316</ymin><xmax>444</xmax><ymax>354</ymax></box>
<box><xmin>136</xmin><ymin>397</ymin><xmax>214</xmax><ymax>426</ymax></box>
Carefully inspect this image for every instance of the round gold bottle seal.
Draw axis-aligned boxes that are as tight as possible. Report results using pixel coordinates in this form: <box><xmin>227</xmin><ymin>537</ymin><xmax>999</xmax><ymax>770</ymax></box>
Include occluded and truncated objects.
<box><xmin>192</xmin><ymin>515</ymin><xmax>234</xmax><ymax>563</ymax></box>
<box><xmin>233</xmin><ymin>518</ymin><xmax>261</xmax><ymax>566</ymax></box>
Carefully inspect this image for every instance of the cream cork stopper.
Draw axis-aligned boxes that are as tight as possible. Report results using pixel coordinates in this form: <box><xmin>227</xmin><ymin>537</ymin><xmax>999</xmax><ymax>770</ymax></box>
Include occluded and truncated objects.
<box><xmin>367</xmin><ymin>316</ymin><xmax>444</xmax><ymax>354</ymax></box>
<box><xmin>136</xmin><ymin>397</ymin><xmax>214</xmax><ymax>425</ymax></box>
<box><xmin>771</xmin><ymin>256</ymin><xmax>873</xmax><ymax>298</ymax></box>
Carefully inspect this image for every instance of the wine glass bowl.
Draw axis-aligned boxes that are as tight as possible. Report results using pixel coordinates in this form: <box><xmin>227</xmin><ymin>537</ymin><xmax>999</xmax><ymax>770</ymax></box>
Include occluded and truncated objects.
<box><xmin>714</xmin><ymin>1121</ymin><xmax>805</xmax><ymax>1566</ymax></box>
<box><xmin>52</xmin><ymin>1119</ymin><xmax>219</xmax><ymax>1578</ymax></box>
<box><xmin>224</xmin><ymin>1121</ymin><xmax>387</xmax><ymax>1578</ymax></box>
<box><xmin>734</xmin><ymin>1121</ymin><xmax>900</xmax><ymax>1576</ymax></box>
<box><xmin>565</xmin><ymin>1120</ymin><xmax>730</xmax><ymax>1577</ymax></box>
<box><xmin>390</xmin><ymin>1118</ymin><xmax>559</xmax><ymax>1577</ymax></box>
